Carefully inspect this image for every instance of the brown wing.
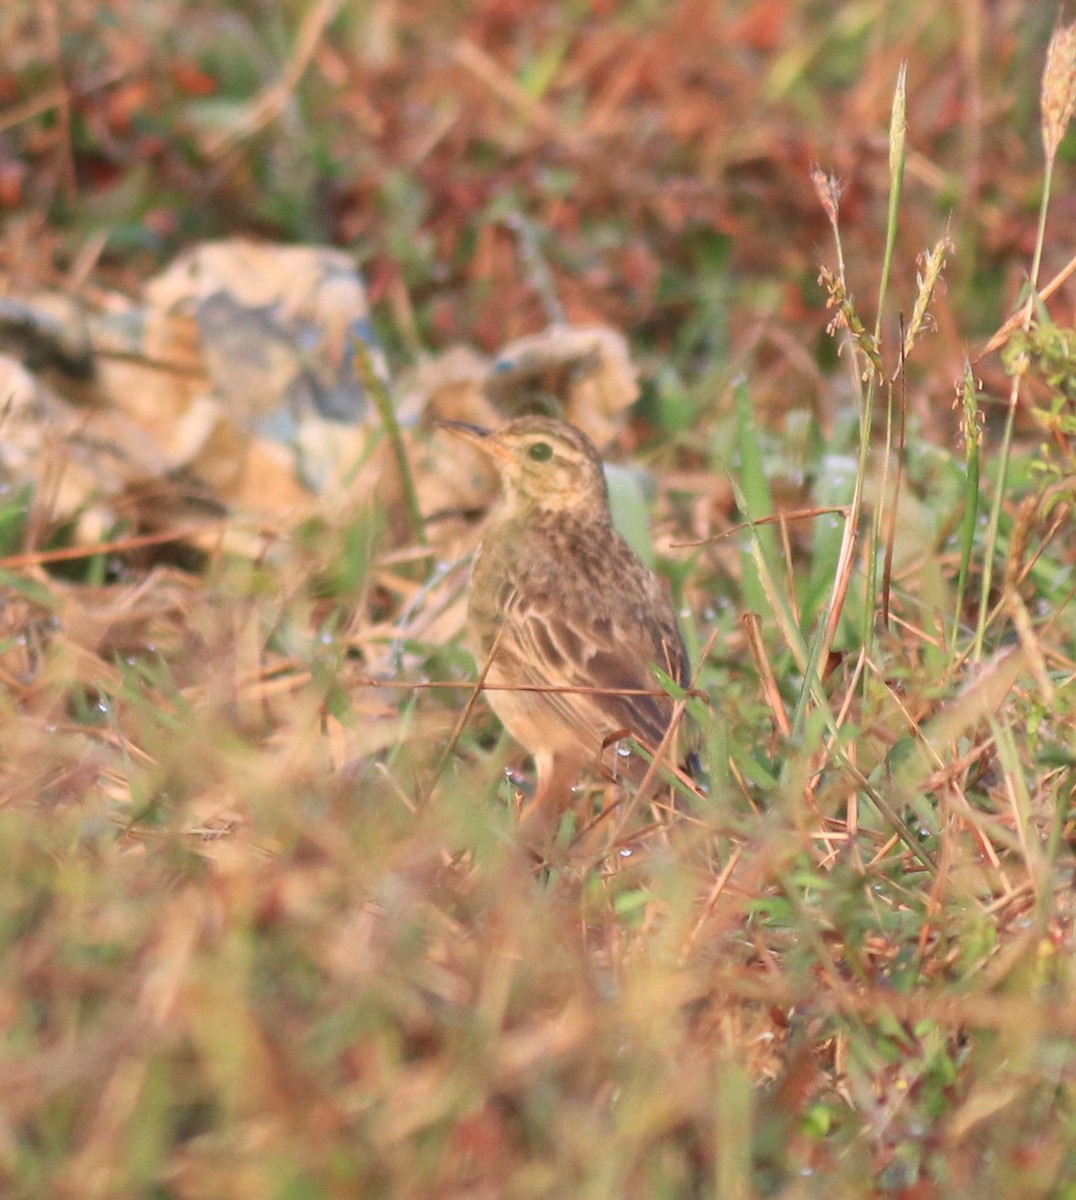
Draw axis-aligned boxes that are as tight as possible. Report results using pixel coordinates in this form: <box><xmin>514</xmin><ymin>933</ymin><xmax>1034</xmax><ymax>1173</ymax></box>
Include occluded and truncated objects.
<box><xmin>496</xmin><ymin>567</ymin><xmax>688</xmax><ymax>752</ymax></box>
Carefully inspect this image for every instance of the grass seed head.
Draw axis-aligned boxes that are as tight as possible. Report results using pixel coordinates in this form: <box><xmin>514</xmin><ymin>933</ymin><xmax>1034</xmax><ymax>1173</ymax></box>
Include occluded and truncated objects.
<box><xmin>902</xmin><ymin>236</ymin><xmax>953</xmax><ymax>359</ymax></box>
<box><xmin>811</xmin><ymin>166</ymin><xmax>842</xmax><ymax>229</ymax></box>
<box><xmin>1042</xmin><ymin>21</ymin><xmax>1076</xmax><ymax>162</ymax></box>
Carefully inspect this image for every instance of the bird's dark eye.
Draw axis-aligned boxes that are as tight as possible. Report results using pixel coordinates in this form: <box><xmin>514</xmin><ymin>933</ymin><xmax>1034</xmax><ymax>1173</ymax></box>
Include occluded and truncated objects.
<box><xmin>528</xmin><ymin>441</ymin><xmax>554</xmax><ymax>462</ymax></box>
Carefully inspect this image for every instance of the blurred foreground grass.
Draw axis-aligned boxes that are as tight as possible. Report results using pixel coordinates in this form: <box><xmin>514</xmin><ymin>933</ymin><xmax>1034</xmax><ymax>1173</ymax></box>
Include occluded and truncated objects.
<box><xmin>1</xmin><ymin>493</ymin><xmax>1071</xmax><ymax>1198</ymax></box>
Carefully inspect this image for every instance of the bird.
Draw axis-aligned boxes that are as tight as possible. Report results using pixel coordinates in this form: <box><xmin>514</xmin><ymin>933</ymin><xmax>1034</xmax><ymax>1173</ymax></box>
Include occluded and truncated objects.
<box><xmin>438</xmin><ymin>415</ymin><xmax>692</xmax><ymax>841</ymax></box>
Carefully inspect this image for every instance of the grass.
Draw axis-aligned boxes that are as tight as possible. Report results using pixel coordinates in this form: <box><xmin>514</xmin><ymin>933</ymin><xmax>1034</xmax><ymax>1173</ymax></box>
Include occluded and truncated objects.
<box><xmin>1</xmin><ymin>3</ymin><xmax>1075</xmax><ymax>1198</ymax></box>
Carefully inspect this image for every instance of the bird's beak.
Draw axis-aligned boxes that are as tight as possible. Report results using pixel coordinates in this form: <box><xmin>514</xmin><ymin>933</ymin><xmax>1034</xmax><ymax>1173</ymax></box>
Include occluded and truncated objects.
<box><xmin>435</xmin><ymin>420</ymin><xmax>512</xmax><ymax>464</ymax></box>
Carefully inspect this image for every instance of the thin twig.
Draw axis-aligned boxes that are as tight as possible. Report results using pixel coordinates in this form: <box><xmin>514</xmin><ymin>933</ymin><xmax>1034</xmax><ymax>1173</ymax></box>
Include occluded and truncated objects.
<box><xmin>451</xmin><ymin>39</ymin><xmax>562</xmax><ymax>135</ymax></box>
<box><xmin>0</xmin><ymin>524</ymin><xmax>232</xmax><ymax>570</ymax></box>
<box><xmin>604</xmin><ymin>626</ymin><xmax>721</xmax><ymax>848</ymax></box>
<box><xmin>203</xmin><ymin>0</ymin><xmax>344</xmax><ymax>159</ymax></box>
<box><xmin>0</xmin><ymin>66</ymin><xmax>129</xmax><ymax>134</ymax></box>
<box><xmin>975</xmin><ymin>251</ymin><xmax>1076</xmax><ymax>361</ymax></box>
<box><xmin>742</xmin><ymin>612</ymin><xmax>791</xmax><ymax>739</ymax></box>
<box><xmin>671</xmin><ymin>505</ymin><xmax>849</xmax><ymax>548</ymax></box>
<box><xmin>880</xmin><ymin>323</ymin><xmax>908</xmax><ymax>628</ymax></box>
<box><xmin>354</xmin><ymin>677</ymin><xmax>711</xmax><ymax>700</ymax></box>
<box><xmin>417</xmin><ymin>622</ymin><xmax>509</xmax><ymax>810</ymax></box>
<box><xmin>354</xmin><ymin>338</ymin><xmax>429</xmax><ymax>556</ymax></box>
<box><xmin>41</xmin><ymin>0</ymin><xmax>77</xmax><ymax>202</ymax></box>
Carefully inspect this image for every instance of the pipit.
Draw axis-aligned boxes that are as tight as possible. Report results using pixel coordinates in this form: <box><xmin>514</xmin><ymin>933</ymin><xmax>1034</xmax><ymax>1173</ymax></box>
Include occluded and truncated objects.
<box><xmin>439</xmin><ymin>415</ymin><xmax>691</xmax><ymax>838</ymax></box>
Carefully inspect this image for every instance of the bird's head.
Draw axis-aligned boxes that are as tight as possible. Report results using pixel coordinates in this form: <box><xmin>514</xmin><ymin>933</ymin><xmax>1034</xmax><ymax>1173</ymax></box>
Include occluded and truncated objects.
<box><xmin>438</xmin><ymin>416</ymin><xmax>609</xmax><ymax>517</ymax></box>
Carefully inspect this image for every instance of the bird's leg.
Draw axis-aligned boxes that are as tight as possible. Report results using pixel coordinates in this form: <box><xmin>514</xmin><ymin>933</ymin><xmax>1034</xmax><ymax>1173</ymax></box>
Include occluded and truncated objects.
<box><xmin>565</xmin><ymin>778</ymin><xmax>624</xmax><ymax>860</ymax></box>
<box><xmin>517</xmin><ymin>751</ymin><xmax>583</xmax><ymax>847</ymax></box>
